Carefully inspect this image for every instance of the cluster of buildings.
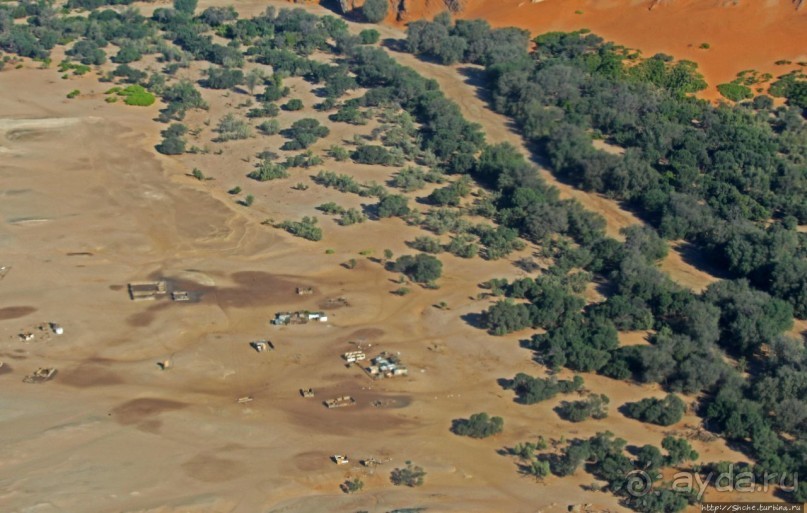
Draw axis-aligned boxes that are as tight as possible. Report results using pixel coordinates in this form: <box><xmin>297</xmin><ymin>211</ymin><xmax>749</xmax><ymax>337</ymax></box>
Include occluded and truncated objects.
<box><xmin>366</xmin><ymin>353</ymin><xmax>408</xmax><ymax>378</ymax></box>
<box><xmin>271</xmin><ymin>311</ymin><xmax>328</xmax><ymax>326</ymax></box>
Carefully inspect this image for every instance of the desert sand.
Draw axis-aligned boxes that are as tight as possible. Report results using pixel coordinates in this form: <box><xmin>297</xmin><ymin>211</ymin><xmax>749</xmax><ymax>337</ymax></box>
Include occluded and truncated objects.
<box><xmin>383</xmin><ymin>0</ymin><xmax>807</xmax><ymax>101</ymax></box>
<box><xmin>0</xmin><ymin>2</ymin><xmax>778</xmax><ymax>513</ymax></box>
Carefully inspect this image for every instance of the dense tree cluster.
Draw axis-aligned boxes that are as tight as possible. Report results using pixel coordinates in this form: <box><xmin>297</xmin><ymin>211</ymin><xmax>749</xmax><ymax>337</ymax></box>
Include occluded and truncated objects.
<box><xmin>391</xmin><ymin>253</ymin><xmax>442</xmax><ymax>284</ymax></box>
<box><xmin>278</xmin><ymin>216</ymin><xmax>323</xmax><ymax>241</ymax></box>
<box><xmin>281</xmin><ymin>118</ymin><xmax>329</xmax><ymax>150</ymax></box>
<box><xmin>545</xmin><ymin>432</ymin><xmax>698</xmax><ymax>512</ymax></box>
<box><xmin>556</xmin><ymin>394</ymin><xmax>610</xmax><ymax>422</ymax></box>
<box><xmin>451</xmin><ymin>412</ymin><xmax>504</xmax><ymax>438</ymax></box>
<box><xmin>3</xmin><ymin>3</ymin><xmax>804</xmax><ymax>507</ymax></box>
<box><xmin>623</xmin><ymin>394</ymin><xmax>686</xmax><ymax>426</ymax></box>
<box><xmin>392</xmin><ymin>19</ymin><xmax>807</xmax><ymax>497</ymax></box>
<box><xmin>406</xmin><ymin>14</ymin><xmax>530</xmax><ymax>67</ymax></box>
<box><xmin>488</xmin><ymin>30</ymin><xmax>806</xmax><ymax>312</ymax></box>
<box><xmin>502</xmin><ymin>373</ymin><xmax>584</xmax><ymax>405</ymax></box>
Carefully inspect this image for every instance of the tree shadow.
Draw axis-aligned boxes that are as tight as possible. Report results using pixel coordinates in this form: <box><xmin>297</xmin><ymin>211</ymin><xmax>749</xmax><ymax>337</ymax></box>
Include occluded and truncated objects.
<box><xmin>675</xmin><ymin>240</ymin><xmax>732</xmax><ymax>281</ymax></box>
<box><xmin>616</xmin><ymin>402</ymin><xmax>635</xmax><ymax>419</ymax></box>
<box><xmin>553</xmin><ymin>402</ymin><xmax>573</xmax><ymax>421</ymax></box>
<box><xmin>460</xmin><ymin>312</ymin><xmax>486</xmax><ymax>330</ymax></box>
<box><xmin>380</xmin><ymin>37</ymin><xmax>408</xmax><ymax>53</ymax></box>
<box><xmin>317</xmin><ymin>0</ymin><xmax>347</xmax><ymax>17</ymax></box>
<box><xmin>624</xmin><ymin>444</ymin><xmax>643</xmax><ymax>457</ymax></box>
<box><xmin>360</xmin><ymin>202</ymin><xmax>379</xmax><ymax>221</ymax></box>
<box><xmin>496</xmin><ymin>377</ymin><xmax>514</xmax><ymax>390</ymax></box>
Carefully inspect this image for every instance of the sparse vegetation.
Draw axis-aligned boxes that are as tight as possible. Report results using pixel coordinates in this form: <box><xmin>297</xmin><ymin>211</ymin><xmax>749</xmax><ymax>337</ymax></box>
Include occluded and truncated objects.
<box><xmin>717</xmin><ymin>81</ymin><xmax>754</xmax><ymax>102</ymax></box>
<box><xmin>502</xmin><ymin>374</ymin><xmax>584</xmax><ymax>405</ymax></box>
<box><xmin>556</xmin><ymin>394</ymin><xmax>610</xmax><ymax>422</ymax></box>
<box><xmin>341</xmin><ymin>477</ymin><xmax>364</xmax><ymax>494</ymax></box>
<box><xmin>279</xmin><ymin>216</ymin><xmax>323</xmax><ymax>241</ymax></box>
<box><xmin>339</xmin><ymin>208</ymin><xmax>366</xmax><ymax>226</ymax></box>
<box><xmin>390</xmin><ymin>462</ymin><xmax>426</xmax><ymax>487</ymax></box>
<box><xmin>248</xmin><ymin>160</ymin><xmax>288</xmax><ymax>181</ymax></box>
<box><xmin>215</xmin><ymin>113</ymin><xmax>252</xmax><ymax>141</ymax></box>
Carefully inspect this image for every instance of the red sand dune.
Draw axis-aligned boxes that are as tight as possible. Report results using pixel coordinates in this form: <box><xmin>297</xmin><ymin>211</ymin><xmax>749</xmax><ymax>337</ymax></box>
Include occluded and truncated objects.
<box><xmin>314</xmin><ymin>0</ymin><xmax>807</xmax><ymax>99</ymax></box>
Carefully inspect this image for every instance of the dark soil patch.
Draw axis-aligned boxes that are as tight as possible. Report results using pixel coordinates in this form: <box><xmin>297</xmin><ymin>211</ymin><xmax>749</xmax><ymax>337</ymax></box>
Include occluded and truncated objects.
<box><xmin>111</xmin><ymin>397</ymin><xmax>187</xmax><ymax>425</ymax></box>
<box><xmin>0</xmin><ymin>306</ymin><xmax>37</xmax><ymax>320</ymax></box>
<box><xmin>59</xmin><ymin>361</ymin><xmax>124</xmax><ymax>388</ymax></box>
<box><xmin>182</xmin><ymin>453</ymin><xmax>245</xmax><ymax>483</ymax></box>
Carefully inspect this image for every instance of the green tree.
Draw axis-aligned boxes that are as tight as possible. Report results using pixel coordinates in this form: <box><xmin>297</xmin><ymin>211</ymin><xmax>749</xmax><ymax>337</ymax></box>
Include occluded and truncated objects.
<box><xmin>484</xmin><ymin>300</ymin><xmax>531</xmax><ymax>335</ymax></box>
<box><xmin>377</xmin><ymin>195</ymin><xmax>410</xmax><ymax>218</ymax></box>
<box><xmin>362</xmin><ymin>0</ymin><xmax>388</xmax><ymax>23</ymax></box>
<box><xmin>390</xmin><ymin>462</ymin><xmax>426</xmax><ymax>487</ymax></box>
<box><xmin>623</xmin><ymin>394</ymin><xmax>686</xmax><ymax>427</ymax></box>
<box><xmin>173</xmin><ymin>0</ymin><xmax>197</xmax><ymax>15</ymax></box>
<box><xmin>661</xmin><ymin>436</ymin><xmax>698</xmax><ymax>466</ymax></box>
<box><xmin>392</xmin><ymin>254</ymin><xmax>442</xmax><ymax>283</ymax></box>
<box><xmin>451</xmin><ymin>412</ymin><xmax>504</xmax><ymax>438</ymax></box>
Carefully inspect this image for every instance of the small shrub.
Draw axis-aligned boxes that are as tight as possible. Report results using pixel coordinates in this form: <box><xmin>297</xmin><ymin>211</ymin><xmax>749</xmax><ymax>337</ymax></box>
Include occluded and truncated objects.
<box><xmin>339</xmin><ymin>208</ymin><xmax>366</xmax><ymax>226</ymax></box>
<box><xmin>248</xmin><ymin>160</ymin><xmax>288</xmax><ymax>181</ymax></box>
<box><xmin>359</xmin><ymin>29</ymin><xmax>380</xmax><ymax>45</ymax></box>
<box><xmin>556</xmin><ymin>394</ymin><xmax>610</xmax><ymax>422</ymax></box>
<box><xmin>279</xmin><ymin>216</ymin><xmax>323</xmax><ymax>241</ymax></box>
<box><xmin>66</xmin><ymin>89</ymin><xmax>80</xmax><ymax>99</ymax></box>
<box><xmin>283</xmin><ymin>98</ymin><xmax>304</xmax><ymax>111</ymax></box>
<box><xmin>390</xmin><ymin>462</ymin><xmax>426</xmax><ymax>487</ymax></box>
<box><xmin>328</xmin><ymin>145</ymin><xmax>350</xmax><ymax>161</ymax></box>
<box><xmin>717</xmin><ymin>82</ymin><xmax>754</xmax><ymax>102</ymax></box>
<box><xmin>216</xmin><ymin>113</ymin><xmax>252</xmax><ymax>141</ymax></box>
<box><xmin>118</xmin><ymin>85</ymin><xmax>156</xmax><ymax>107</ymax></box>
<box><xmin>341</xmin><ymin>478</ymin><xmax>364</xmax><ymax>494</ymax></box>
<box><xmin>317</xmin><ymin>202</ymin><xmax>345</xmax><ymax>215</ymax></box>
<box><xmin>409</xmin><ymin>236</ymin><xmax>443</xmax><ymax>254</ymax></box>
<box><xmin>258</xmin><ymin>119</ymin><xmax>280</xmax><ymax>135</ymax></box>
<box><xmin>228</xmin><ymin>186</ymin><xmax>242</xmax><ymax>195</ymax></box>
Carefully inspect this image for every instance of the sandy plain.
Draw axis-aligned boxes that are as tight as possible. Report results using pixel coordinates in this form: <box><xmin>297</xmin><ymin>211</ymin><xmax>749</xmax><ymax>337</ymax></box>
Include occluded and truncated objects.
<box><xmin>0</xmin><ymin>2</ymin><xmax>786</xmax><ymax>512</ymax></box>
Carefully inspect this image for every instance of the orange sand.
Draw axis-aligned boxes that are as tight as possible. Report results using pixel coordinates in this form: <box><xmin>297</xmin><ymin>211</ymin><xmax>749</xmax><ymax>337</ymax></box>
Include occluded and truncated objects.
<box><xmin>341</xmin><ymin>0</ymin><xmax>807</xmax><ymax>99</ymax></box>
